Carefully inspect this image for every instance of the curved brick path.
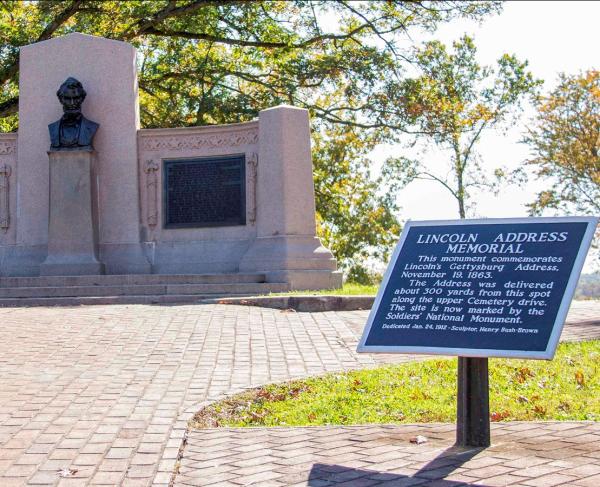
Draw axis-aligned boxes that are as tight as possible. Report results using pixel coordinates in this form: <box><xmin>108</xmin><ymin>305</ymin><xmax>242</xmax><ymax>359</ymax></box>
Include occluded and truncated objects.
<box><xmin>0</xmin><ymin>301</ymin><xmax>597</xmax><ymax>486</ymax></box>
<box><xmin>179</xmin><ymin>422</ymin><xmax>600</xmax><ymax>487</ymax></box>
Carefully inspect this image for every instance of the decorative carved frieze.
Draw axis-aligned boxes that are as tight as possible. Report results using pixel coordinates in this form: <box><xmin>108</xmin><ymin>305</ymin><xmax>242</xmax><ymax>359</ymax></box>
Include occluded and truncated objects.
<box><xmin>0</xmin><ymin>164</ymin><xmax>11</xmax><ymax>232</ymax></box>
<box><xmin>144</xmin><ymin>159</ymin><xmax>160</xmax><ymax>228</ymax></box>
<box><xmin>247</xmin><ymin>152</ymin><xmax>258</xmax><ymax>224</ymax></box>
<box><xmin>141</xmin><ymin>129</ymin><xmax>258</xmax><ymax>152</ymax></box>
<box><xmin>0</xmin><ymin>138</ymin><xmax>16</xmax><ymax>155</ymax></box>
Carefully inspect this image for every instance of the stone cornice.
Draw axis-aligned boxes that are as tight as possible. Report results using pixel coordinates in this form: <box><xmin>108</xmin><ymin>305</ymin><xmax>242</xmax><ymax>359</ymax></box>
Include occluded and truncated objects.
<box><xmin>138</xmin><ymin>121</ymin><xmax>258</xmax><ymax>152</ymax></box>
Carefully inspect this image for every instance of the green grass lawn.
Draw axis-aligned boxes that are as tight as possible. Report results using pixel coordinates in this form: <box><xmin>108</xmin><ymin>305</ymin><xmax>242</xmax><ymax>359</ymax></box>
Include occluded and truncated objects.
<box><xmin>191</xmin><ymin>340</ymin><xmax>599</xmax><ymax>428</ymax></box>
<box><xmin>270</xmin><ymin>282</ymin><xmax>379</xmax><ymax>296</ymax></box>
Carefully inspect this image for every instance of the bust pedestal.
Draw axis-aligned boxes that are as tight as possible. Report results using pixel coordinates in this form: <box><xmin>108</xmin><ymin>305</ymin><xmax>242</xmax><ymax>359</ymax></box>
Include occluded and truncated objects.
<box><xmin>40</xmin><ymin>149</ymin><xmax>104</xmax><ymax>276</ymax></box>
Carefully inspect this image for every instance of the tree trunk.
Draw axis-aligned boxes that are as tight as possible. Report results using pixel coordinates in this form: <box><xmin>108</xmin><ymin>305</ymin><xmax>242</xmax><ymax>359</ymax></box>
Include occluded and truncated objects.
<box><xmin>454</xmin><ymin>151</ymin><xmax>466</xmax><ymax>219</ymax></box>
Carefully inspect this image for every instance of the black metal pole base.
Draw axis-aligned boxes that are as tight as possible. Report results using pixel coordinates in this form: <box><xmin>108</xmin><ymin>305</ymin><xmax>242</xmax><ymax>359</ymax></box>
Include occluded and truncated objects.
<box><xmin>456</xmin><ymin>357</ymin><xmax>490</xmax><ymax>447</ymax></box>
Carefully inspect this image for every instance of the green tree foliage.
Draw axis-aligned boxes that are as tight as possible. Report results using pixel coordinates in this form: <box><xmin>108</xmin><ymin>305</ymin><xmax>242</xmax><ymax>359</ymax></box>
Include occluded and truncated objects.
<box><xmin>313</xmin><ymin>124</ymin><xmax>400</xmax><ymax>281</ymax></box>
<box><xmin>1</xmin><ymin>1</ymin><xmax>500</xmax><ymax>129</ymax></box>
<box><xmin>523</xmin><ymin>70</ymin><xmax>599</xmax><ymax>217</ymax></box>
<box><xmin>383</xmin><ymin>35</ymin><xmax>540</xmax><ymax>218</ymax></box>
<box><xmin>0</xmin><ymin>1</ymin><xmax>500</xmax><ymax>270</ymax></box>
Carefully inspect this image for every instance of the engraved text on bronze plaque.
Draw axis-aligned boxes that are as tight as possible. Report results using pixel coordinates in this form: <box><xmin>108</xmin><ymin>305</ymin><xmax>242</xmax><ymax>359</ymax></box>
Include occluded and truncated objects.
<box><xmin>164</xmin><ymin>155</ymin><xmax>246</xmax><ymax>228</ymax></box>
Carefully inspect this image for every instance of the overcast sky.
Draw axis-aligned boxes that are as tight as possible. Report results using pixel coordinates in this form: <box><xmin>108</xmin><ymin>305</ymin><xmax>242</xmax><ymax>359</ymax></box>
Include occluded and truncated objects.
<box><xmin>373</xmin><ymin>1</ymin><xmax>599</xmax><ymax>270</ymax></box>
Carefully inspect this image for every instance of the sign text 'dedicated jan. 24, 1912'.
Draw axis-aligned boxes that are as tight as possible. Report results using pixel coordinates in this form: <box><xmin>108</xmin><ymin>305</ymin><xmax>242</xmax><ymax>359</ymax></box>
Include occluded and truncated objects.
<box><xmin>358</xmin><ymin>217</ymin><xmax>598</xmax><ymax>359</ymax></box>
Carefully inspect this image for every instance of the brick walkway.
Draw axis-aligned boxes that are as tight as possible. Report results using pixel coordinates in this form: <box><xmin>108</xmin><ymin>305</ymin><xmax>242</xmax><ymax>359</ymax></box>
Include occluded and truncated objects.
<box><xmin>178</xmin><ymin>422</ymin><xmax>600</xmax><ymax>487</ymax></box>
<box><xmin>0</xmin><ymin>301</ymin><xmax>597</xmax><ymax>486</ymax></box>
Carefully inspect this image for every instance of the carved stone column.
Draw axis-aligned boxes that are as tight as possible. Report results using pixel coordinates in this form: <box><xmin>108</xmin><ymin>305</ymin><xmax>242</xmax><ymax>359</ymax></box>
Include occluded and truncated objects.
<box><xmin>247</xmin><ymin>152</ymin><xmax>258</xmax><ymax>224</ymax></box>
<box><xmin>240</xmin><ymin>105</ymin><xmax>341</xmax><ymax>290</ymax></box>
<box><xmin>40</xmin><ymin>150</ymin><xmax>104</xmax><ymax>275</ymax></box>
<box><xmin>0</xmin><ymin>164</ymin><xmax>11</xmax><ymax>233</ymax></box>
<box><xmin>144</xmin><ymin>159</ymin><xmax>160</xmax><ymax>228</ymax></box>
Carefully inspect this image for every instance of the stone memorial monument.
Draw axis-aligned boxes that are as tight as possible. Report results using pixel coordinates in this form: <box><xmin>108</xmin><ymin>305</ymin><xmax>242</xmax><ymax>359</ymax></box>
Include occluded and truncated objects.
<box><xmin>0</xmin><ymin>33</ymin><xmax>341</xmax><ymax>293</ymax></box>
<box><xmin>40</xmin><ymin>77</ymin><xmax>102</xmax><ymax>276</ymax></box>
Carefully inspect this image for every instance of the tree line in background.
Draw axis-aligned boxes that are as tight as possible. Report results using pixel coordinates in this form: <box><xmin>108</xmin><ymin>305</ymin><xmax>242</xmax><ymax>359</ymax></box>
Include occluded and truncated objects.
<box><xmin>0</xmin><ymin>1</ymin><xmax>598</xmax><ymax>282</ymax></box>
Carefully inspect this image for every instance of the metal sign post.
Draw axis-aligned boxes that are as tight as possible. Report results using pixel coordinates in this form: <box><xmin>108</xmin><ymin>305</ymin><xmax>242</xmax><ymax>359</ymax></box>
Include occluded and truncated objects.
<box><xmin>457</xmin><ymin>357</ymin><xmax>490</xmax><ymax>447</ymax></box>
<box><xmin>358</xmin><ymin>217</ymin><xmax>598</xmax><ymax>447</ymax></box>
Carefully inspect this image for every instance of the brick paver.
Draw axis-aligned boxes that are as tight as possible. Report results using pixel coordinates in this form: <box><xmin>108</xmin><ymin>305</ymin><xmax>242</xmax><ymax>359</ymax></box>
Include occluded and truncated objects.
<box><xmin>0</xmin><ymin>300</ymin><xmax>597</xmax><ymax>486</ymax></box>
<box><xmin>178</xmin><ymin>423</ymin><xmax>600</xmax><ymax>486</ymax></box>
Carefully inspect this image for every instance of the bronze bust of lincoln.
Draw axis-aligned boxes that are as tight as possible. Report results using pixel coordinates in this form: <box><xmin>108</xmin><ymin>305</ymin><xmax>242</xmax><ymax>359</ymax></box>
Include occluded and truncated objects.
<box><xmin>48</xmin><ymin>77</ymin><xmax>99</xmax><ymax>150</ymax></box>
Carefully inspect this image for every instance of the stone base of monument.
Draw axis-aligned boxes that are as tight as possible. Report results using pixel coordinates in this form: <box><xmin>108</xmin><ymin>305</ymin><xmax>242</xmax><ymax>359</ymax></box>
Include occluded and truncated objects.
<box><xmin>0</xmin><ymin>245</ymin><xmax>47</xmax><ymax>277</ymax></box>
<box><xmin>0</xmin><ymin>272</ymin><xmax>289</xmax><ymax>307</ymax></box>
<box><xmin>265</xmin><ymin>270</ymin><xmax>343</xmax><ymax>290</ymax></box>
<box><xmin>39</xmin><ymin>259</ymin><xmax>104</xmax><ymax>276</ymax></box>
<box><xmin>100</xmin><ymin>243</ymin><xmax>151</xmax><ymax>275</ymax></box>
<box><xmin>239</xmin><ymin>235</ymin><xmax>342</xmax><ymax>290</ymax></box>
<box><xmin>40</xmin><ymin>150</ymin><xmax>104</xmax><ymax>276</ymax></box>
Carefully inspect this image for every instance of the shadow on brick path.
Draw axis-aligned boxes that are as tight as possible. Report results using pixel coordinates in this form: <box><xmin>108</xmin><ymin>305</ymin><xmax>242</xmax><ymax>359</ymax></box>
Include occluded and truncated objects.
<box><xmin>308</xmin><ymin>445</ymin><xmax>487</xmax><ymax>486</ymax></box>
<box><xmin>176</xmin><ymin>422</ymin><xmax>600</xmax><ymax>486</ymax></box>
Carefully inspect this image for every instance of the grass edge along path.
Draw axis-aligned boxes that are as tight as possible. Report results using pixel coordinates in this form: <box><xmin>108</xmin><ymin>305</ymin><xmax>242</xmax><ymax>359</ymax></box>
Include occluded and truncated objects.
<box><xmin>269</xmin><ymin>282</ymin><xmax>378</xmax><ymax>296</ymax></box>
<box><xmin>191</xmin><ymin>340</ymin><xmax>599</xmax><ymax>429</ymax></box>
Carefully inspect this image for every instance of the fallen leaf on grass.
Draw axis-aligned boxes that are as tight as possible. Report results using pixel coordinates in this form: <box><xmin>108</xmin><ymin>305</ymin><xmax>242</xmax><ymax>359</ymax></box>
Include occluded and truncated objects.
<box><xmin>515</xmin><ymin>367</ymin><xmax>534</xmax><ymax>383</ymax></box>
<box><xmin>490</xmin><ymin>411</ymin><xmax>511</xmax><ymax>422</ymax></box>
<box><xmin>575</xmin><ymin>370</ymin><xmax>585</xmax><ymax>387</ymax></box>
<box><xmin>409</xmin><ymin>435</ymin><xmax>427</xmax><ymax>444</ymax></box>
<box><xmin>558</xmin><ymin>401</ymin><xmax>571</xmax><ymax>412</ymax></box>
<box><xmin>249</xmin><ymin>411</ymin><xmax>266</xmax><ymax>421</ymax></box>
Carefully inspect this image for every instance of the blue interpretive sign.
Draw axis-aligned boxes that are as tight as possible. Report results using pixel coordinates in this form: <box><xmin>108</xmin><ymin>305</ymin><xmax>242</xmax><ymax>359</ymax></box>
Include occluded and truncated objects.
<box><xmin>358</xmin><ymin>217</ymin><xmax>598</xmax><ymax>359</ymax></box>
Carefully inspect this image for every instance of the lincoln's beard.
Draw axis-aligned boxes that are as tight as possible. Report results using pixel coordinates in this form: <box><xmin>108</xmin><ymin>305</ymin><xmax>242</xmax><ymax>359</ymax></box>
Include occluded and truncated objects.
<box><xmin>61</xmin><ymin>110</ymin><xmax>82</xmax><ymax>124</ymax></box>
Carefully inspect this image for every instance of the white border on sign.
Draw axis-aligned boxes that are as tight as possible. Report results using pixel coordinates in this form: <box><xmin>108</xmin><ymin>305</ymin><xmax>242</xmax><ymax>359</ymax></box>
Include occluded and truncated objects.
<box><xmin>357</xmin><ymin>216</ymin><xmax>599</xmax><ymax>360</ymax></box>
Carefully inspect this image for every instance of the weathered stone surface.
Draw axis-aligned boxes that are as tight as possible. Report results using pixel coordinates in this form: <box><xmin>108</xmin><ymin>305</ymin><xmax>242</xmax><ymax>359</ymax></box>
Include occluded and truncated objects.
<box><xmin>239</xmin><ymin>106</ymin><xmax>339</xmax><ymax>288</ymax></box>
<box><xmin>17</xmin><ymin>32</ymin><xmax>148</xmax><ymax>275</ymax></box>
<box><xmin>40</xmin><ymin>150</ymin><xmax>103</xmax><ymax>276</ymax></box>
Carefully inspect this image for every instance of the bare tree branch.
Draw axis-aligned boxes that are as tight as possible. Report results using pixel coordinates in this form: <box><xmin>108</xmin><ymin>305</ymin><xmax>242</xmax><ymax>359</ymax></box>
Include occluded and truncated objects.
<box><xmin>124</xmin><ymin>0</ymin><xmax>244</xmax><ymax>40</ymax></box>
<box><xmin>37</xmin><ymin>0</ymin><xmax>84</xmax><ymax>42</ymax></box>
<box><xmin>143</xmin><ymin>19</ymin><xmax>394</xmax><ymax>50</ymax></box>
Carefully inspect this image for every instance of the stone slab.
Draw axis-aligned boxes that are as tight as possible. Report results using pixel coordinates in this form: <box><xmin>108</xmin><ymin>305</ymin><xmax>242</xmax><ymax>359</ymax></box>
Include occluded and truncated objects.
<box><xmin>0</xmin><ymin>273</ymin><xmax>266</xmax><ymax>287</ymax></box>
<box><xmin>0</xmin><ymin>282</ymin><xmax>290</xmax><ymax>299</ymax></box>
<box><xmin>40</xmin><ymin>150</ymin><xmax>103</xmax><ymax>276</ymax></box>
<box><xmin>17</xmin><ymin>32</ymin><xmax>149</xmax><ymax>274</ymax></box>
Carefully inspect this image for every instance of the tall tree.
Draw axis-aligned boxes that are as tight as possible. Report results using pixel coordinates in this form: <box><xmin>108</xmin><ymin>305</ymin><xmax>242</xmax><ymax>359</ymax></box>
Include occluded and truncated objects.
<box><xmin>313</xmin><ymin>123</ymin><xmax>400</xmax><ymax>282</ymax></box>
<box><xmin>383</xmin><ymin>35</ymin><xmax>540</xmax><ymax>218</ymax></box>
<box><xmin>0</xmin><ymin>1</ymin><xmax>500</xmax><ymax>271</ymax></box>
<box><xmin>523</xmin><ymin>70</ymin><xmax>599</xmax><ymax>217</ymax></box>
<box><xmin>0</xmin><ymin>1</ymin><xmax>500</xmax><ymax>130</ymax></box>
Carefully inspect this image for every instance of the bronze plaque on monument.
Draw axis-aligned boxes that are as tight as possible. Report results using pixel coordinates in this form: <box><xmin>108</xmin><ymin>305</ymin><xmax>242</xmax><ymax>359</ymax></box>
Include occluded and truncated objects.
<box><xmin>163</xmin><ymin>155</ymin><xmax>246</xmax><ymax>228</ymax></box>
